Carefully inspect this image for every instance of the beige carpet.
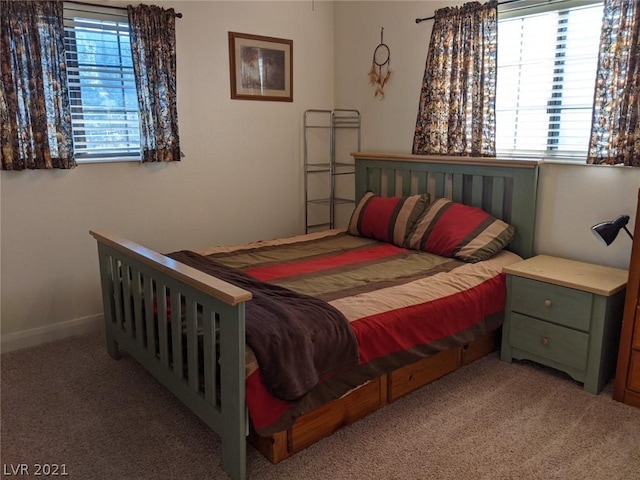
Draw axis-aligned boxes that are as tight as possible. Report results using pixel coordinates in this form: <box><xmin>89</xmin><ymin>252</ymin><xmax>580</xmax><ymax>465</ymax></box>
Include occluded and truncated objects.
<box><xmin>2</xmin><ymin>331</ymin><xmax>640</xmax><ymax>480</ymax></box>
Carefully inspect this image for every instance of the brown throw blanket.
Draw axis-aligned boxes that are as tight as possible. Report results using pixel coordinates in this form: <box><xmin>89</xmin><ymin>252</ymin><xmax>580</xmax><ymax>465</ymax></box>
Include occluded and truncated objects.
<box><xmin>167</xmin><ymin>250</ymin><xmax>360</xmax><ymax>401</ymax></box>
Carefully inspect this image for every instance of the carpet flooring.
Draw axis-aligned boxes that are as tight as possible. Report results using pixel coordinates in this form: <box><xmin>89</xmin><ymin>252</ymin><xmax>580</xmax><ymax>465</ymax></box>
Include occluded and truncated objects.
<box><xmin>2</xmin><ymin>331</ymin><xmax>640</xmax><ymax>480</ymax></box>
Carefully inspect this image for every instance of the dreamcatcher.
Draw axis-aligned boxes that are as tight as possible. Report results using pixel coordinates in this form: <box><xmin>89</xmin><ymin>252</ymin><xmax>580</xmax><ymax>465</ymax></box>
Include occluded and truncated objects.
<box><xmin>368</xmin><ymin>27</ymin><xmax>392</xmax><ymax>98</ymax></box>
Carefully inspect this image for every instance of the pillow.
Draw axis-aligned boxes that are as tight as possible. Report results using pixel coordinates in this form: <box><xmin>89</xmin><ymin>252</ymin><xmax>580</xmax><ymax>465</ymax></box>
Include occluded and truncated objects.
<box><xmin>348</xmin><ymin>191</ymin><xmax>431</xmax><ymax>246</ymax></box>
<box><xmin>404</xmin><ymin>198</ymin><xmax>516</xmax><ymax>263</ymax></box>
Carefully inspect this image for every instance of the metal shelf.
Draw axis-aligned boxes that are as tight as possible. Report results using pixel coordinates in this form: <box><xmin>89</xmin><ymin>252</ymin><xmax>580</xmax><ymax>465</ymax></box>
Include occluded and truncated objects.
<box><xmin>304</xmin><ymin>109</ymin><xmax>361</xmax><ymax>233</ymax></box>
<box><xmin>305</xmin><ymin>162</ymin><xmax>355</xmax><ymax>174</ymax></box>
<box><xmin>307</xmin><ymin>197</ymin><xmax>355</xmax><ymax>206</ymax></box>
<box><xmin>334</xmin><ymin>197</ymin><xmax>356</xmax><ymax>204</ymax></box>
<box><xmin>305</xmin><ymin>165</ymin><xmax>331</xmax><ymax>173</ymax></box>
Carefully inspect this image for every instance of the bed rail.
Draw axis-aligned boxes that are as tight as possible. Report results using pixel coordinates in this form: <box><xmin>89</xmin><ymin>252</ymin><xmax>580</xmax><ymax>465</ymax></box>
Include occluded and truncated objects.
<box><xmin>90</xmin><ymin>230</ymin><xmax>251</xmax><ymax>480</ymax></box>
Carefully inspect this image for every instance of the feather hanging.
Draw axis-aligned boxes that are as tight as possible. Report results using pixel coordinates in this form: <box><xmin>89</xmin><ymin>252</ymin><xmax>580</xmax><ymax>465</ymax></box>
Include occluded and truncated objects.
<box><xmin>369</xmin><ymin>28</ymin><xmax>391</xmax><ymax>99</ymax></box>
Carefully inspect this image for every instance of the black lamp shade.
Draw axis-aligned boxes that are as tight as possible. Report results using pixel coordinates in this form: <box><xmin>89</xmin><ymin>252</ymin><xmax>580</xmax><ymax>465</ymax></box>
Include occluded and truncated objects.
<box><xmin>591</xmin><ymin>215</ymin><xmax>631</xmax><ymax>246</ymax></box>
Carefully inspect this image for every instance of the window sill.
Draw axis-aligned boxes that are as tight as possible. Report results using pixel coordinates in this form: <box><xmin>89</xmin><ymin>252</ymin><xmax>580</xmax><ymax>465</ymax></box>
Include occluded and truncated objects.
<box><xmin>76</xmin><ymin>157</ymin><xmax>141</xmax><ymax>165</ymax></box>
<box><xmin>498</xmin><ymin>154</ymin><xmax>627</xmax><ymax>167</ymax></box>
<box><xmin>538</xmin><ymin>158</ymin><xmax>629</xmax><ymax>167</ymax></box>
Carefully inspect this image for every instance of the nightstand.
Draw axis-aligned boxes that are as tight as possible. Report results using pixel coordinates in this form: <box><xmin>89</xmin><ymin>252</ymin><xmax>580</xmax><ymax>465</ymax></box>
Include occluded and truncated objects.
<box><xmin>500</xmin><ymin>255</ymin><xmax>628</xmax><ymax>394</ymax></box>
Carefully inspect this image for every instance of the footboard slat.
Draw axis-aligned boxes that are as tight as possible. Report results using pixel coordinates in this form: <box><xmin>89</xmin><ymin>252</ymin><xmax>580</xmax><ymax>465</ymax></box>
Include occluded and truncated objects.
<box><xmin>132</xmin><ymin>268</ymin><xmax>144</xmax><ymax>347</ymax></box>
<box><xmin>122</xmin><ymin>265</ymin><xmax>133</xmax><ymax>336</ymax></box>
<box><xmin>171</xmin><ymin>290</ymin><xmax>183</xmax><ymax>377</ymax></box>
<box><xmin>186</xmin><ymin>297</ymin><xmax>199</xmax><ymax>392</ymax></box>
<box><xmin>144</xmin><ymin>277</ymin><xmax>156</xmax><ymax>354</ymax></box>
<box><xmin>111</xmin><ymin>257</ymin><xmax>124</xmax><ymax>331</ymax></box>
<box><xmin>157</xmin><ymin>284</ymin><xmax>169</xmax><ymax>367</ymax></box>
<box><xmin>203</xmin><ymin>307</ymin><xmax>217</xmax><ymax>405</ymax></box>
<box><xmin>91</xmin><ymin>230</ymin><xmax>251</xmax><ymax>480</ymax></box>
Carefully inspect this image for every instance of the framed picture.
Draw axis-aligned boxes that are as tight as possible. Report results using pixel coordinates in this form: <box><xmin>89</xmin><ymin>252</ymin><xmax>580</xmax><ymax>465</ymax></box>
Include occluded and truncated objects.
<box><xmin>228</xmin><ymin>32</ymin><xmax>293</xmax><ymax>102</ymax></box>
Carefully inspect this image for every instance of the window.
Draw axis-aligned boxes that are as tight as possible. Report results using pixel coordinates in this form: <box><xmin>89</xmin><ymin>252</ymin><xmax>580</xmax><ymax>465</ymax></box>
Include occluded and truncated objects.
<box><xmin>64</xmin><ymin>4</ymin><xmax>140</xmax><ymax>162</ymax></box>
<box><xmin>496</xmin><ymin>2</ymin><xmax>604</xmax><ymax>160</ymax></box>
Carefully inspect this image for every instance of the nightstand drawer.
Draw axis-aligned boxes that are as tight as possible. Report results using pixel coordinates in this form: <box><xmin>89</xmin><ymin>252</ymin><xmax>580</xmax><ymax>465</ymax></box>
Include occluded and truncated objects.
<box><xmin>510</xmin><ymin>276</ymin><xmax>592</xmax><ymax>331</ymax></box>
<box><xmin>510</xmin><ymin>312</ymin><xmax>589</xmax><ymax>371</ymax></box>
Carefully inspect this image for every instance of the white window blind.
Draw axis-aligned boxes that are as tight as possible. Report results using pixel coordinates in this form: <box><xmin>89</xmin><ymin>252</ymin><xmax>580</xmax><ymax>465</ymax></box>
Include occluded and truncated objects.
<box><xmin>64</xmin><ymin>5</ymin><xmax>141</xmax><ymax>162</ymax></box>
<box><xmin>496</xmin><ymin>2</ymin><xmax>604</xmax><ymax>160</ymax></box>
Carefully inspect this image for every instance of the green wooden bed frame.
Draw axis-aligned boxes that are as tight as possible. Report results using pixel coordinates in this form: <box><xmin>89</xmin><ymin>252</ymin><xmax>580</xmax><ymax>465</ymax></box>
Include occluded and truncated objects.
<box><xmin>90</xmin><ymin>152</ymin><xmax>539</xmax><ymax>480</ymax></box>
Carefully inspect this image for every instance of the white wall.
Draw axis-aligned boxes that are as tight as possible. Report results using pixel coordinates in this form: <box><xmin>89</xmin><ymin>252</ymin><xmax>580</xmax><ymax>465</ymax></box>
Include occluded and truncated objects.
<box><xmin>1</xmin><ymin>0</ymin><xmax>335</xmax><ymax>349</ymax></box>
<box><xmin>333</xmin><ymin>0</ymin><xmax>639</xmax><ymax>270</ymax></box>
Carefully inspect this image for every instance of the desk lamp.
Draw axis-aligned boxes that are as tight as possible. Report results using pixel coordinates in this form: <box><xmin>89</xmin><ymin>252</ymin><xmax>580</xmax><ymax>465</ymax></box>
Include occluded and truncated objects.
<box><xmin>591</xmin><ymin>215</ymin><xmax>634</xmax><ymax>246</ymax></box>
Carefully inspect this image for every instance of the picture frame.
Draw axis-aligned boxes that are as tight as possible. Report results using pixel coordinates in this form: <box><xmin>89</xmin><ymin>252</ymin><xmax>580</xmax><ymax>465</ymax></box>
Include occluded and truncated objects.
<box><xmin>228</xmin><ymin>32</ymin><xmax>293</xmax><ymax>102</ymax></box>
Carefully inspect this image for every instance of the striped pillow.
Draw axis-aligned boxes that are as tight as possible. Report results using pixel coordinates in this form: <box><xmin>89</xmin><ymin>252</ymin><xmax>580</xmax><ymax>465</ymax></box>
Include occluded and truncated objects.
<box><xmin>404</xmin><ymin>198</ymin><xmax>516</xmax><ymax>262</ymax></box>
<box><xmin>348</xmin><ymin>192</ymin><xmax>431</xmax><ymax>247</ymax></box>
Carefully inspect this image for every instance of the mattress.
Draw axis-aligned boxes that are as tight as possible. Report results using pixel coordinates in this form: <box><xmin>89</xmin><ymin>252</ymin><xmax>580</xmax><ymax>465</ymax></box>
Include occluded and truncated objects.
<box><xmin>191</xmin><ymin>229</ymin><xmax>522</xmax><ymax>435</ymax></box>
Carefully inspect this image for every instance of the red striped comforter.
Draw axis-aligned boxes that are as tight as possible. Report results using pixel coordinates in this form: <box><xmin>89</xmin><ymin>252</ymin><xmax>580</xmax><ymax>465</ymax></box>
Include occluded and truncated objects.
<box><xmin>199</xmin><ymin>229</ymin><xmax>522</xmax><ymax>435</ymax></box>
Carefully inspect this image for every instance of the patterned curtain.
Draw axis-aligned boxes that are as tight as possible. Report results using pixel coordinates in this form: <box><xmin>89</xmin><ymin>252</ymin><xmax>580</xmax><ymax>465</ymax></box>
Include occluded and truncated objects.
<box><xmin>127</xmin><ymin>4</ymin><xmax>181</xmax><ymax>163</ymax></box>
<box><xmin>412</xmin><ymin>0</ymin><xmax>498</xmax><ymax>157</ymax></box>
<box><xmin>587</xmin><ymin>0</ymin><xmax>640</xmax><ymax>167</ymax></box>
<box><xmin>0</xmin><ymin>0</ymin><xmax>74</xmax><ymax>170</ymax></box>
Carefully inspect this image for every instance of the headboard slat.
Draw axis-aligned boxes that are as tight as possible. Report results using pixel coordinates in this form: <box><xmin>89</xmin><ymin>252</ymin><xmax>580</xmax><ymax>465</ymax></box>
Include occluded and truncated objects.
<box><xmin>491</xmin><ymin>177</ymin><xmax>505</xmax><ymax>220</ymax></box>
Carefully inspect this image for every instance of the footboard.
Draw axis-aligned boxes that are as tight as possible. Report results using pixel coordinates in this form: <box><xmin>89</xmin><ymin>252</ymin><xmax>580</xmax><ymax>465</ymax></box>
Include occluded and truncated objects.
<box><xmin>90</xmin><ymin>230</ymin><xmax>252</xmax><ymax>480</ymax></box>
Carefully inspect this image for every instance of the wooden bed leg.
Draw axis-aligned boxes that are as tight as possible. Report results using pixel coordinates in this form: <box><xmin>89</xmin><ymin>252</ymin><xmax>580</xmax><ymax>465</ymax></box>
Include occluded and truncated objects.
<box><xmin>221</xmin><ymin>422</ymin><xmax>246</xmax><ymax>480</ymax></box>
<box><xmin>500</xmin><ymin>277</ymin><xmax>514</xmax><ymax>363</ymax></box>
<box><xmin>106</xmin><ymin>336</ymin><xmax>121</xmax><ymax>360</ymax></box>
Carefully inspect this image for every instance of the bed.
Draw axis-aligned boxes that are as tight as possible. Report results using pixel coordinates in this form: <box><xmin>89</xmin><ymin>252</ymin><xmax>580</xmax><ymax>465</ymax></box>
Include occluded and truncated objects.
<box><xmin>90</xmin><ymin>152</ymin><xmax>539</xmax><ymax>480</ymax></box>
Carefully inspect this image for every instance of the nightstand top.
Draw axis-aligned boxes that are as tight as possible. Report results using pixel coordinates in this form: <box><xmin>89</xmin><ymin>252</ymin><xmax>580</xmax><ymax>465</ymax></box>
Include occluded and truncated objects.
<box><xmin>503</xmin><ymin>254</ymin><xmax>628</xmax><ymax>296</ymax></box>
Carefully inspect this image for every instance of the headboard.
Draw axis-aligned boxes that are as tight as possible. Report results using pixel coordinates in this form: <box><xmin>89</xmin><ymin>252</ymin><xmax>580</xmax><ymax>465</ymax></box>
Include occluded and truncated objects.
<box><xmin>351</xmin><ymin>152</ymin><xmax>539</xmax><ymax>259</ymax></box>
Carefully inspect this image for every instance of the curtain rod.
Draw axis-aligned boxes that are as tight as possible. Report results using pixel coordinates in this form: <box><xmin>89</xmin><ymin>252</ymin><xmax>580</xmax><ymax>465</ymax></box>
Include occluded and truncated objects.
<box><xmin>415</xmin><ymin>0</ymin><xmax>524</xmax><ymax>23</ymax></box>
<box><xmin>66</xmin><ymin>1</ymin><xmax>183</xmax><ymax>18</ymax></box>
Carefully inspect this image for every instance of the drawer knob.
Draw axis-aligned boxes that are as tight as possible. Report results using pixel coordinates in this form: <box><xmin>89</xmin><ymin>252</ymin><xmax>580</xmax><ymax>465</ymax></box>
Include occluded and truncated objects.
<box><xmin>544</xmin><ymin>299</ymin><xmax>552</xmax><ymax>307</ymax></box>
<box><xmin>541</xmin><ymin>336</ymin><xmax>550</xmax><ymax>346</ymax></box>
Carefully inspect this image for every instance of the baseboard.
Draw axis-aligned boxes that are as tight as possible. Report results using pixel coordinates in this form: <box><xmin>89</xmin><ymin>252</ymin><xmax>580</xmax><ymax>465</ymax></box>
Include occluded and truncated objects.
<box><xmin>1</xmin><ymin>314</ymin><xmax>103</xmax><ymax>353</ymax></box>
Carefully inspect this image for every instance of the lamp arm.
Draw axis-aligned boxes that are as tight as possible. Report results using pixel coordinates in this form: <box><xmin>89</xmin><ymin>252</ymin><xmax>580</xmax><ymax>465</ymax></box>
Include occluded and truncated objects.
<box><xmin>623</xmin><ymin>225</ymin><xmax>634</xmax><ymax>240</ymax></box>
